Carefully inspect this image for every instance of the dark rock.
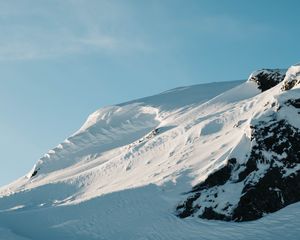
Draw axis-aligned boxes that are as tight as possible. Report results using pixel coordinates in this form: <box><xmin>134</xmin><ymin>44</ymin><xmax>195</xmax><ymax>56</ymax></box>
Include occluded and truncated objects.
<box><xmin>249</xmin><ymin>69</ymin><xmax>286</xmax><ymax>92</ymax></box>
<box><xmin>282</xmin><ymin>79</ymin><xmax>300</xmax><ymax>91</ymax></box>
<box><xmin>176</xmin><ymin>192</ymin><xmax>201</xmax><ymax>218</ymax></box>
<box><xmin>233</xmin><ymin>168</ymin><xmax>300</xmax><ymax>221</ymax></box>
<box><xmin>237</xmin><ymin>158</ymin><xmax>257</xmax><ymax>182</ymax></box>
<box><xmin>31</xmin><ymin>170</ymin><xmax>38</xmax><ymax>178</ymax></box>
<box><xmin>201</xmin><ymin>207</ymin><xmax>230</xmax><ymax>221</ymax></box>
<box><xmin>192</xmin><ymin>158</ymin><xmax>236</xmax><ymax>192</ymax></box>
<box><xmin>286</xmin><ymin>99</ymin><xmax>300</xmax><ymax>108</ymax></box>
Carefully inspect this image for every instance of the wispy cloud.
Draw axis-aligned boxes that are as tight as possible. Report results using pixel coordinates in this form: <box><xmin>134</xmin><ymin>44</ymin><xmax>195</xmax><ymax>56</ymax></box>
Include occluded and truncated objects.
<box><xmin>0</xmin><ymin>1</ymin><xmax>274</xmax><ymax>61</ymax></box>
<box><xmin>0</xmin><ymin>0</ymin><xmax>151</xmax><ymax>60</ymax></box>
<box><xmin>0</xmin><ymin>34</ymin><xmax>122</xmax><ymax>61</ymax></box>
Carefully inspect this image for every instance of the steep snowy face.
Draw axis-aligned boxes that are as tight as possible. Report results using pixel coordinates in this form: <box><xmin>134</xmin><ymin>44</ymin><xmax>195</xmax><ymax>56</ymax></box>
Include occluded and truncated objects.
<box><xmin>25</xmin><ymin>81</ymin><xmax>241</xmax><ymax>179</ymax></box>
<box><xmin>177</xmin><ymin>64</ymin><xmax>300</xmax><ymax>221</ymax></box>
<box><xmin>30</xmin><ymin>104</ymin><xmax>161</xmax><ymax>176</ymax></box>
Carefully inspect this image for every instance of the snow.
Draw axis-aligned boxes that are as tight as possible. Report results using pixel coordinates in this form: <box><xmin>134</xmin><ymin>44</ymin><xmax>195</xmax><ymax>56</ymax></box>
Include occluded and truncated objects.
<box><xmin>1</xmin><ymin>184</ymin><xmax>300</xmax><ymax>240</ymax></box>
<box><xmin>1</xmin><ymin>75</ymin><xmax>300</xmax><ymax>239</ymax></box>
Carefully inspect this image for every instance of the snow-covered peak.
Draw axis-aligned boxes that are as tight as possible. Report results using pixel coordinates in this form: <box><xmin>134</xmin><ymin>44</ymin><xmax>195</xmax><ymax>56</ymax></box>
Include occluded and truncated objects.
<box><xmin>1</xmin><ymin>65</ymin><xmax>300</xmax><ymax>239</ymax></box>
<box><xmin>282</xmin><ymin>63</ymin><xmax>300</xmax><ymax>91</ymax></box>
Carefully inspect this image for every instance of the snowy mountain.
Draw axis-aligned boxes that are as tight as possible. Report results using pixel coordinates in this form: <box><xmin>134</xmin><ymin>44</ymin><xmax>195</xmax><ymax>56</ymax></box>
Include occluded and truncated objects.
<box><xmin>1</xmin><ymin>64</ymin><xmax>300</xmax><ymax>239</ymax></box>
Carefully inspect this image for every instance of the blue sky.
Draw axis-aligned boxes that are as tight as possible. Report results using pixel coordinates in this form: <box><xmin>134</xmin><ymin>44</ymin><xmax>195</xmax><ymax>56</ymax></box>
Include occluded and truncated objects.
<box><xmin>1</xmin><ymin>0</ymin><xmax>300</xmax><ymax>186</ymax></box>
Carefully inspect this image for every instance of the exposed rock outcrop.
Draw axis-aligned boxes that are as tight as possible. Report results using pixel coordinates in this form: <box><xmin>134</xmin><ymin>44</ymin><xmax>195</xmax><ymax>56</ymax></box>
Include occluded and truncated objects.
<box><xmin>177</xmin><ymin>64</ymin><xmax>300</xmax><ymax>221</ymax></box>
<box><xmin>248</xmin><ymin>69</ymin><xmax>286</xmax><ymax>92</ymax></box>
<box><xmin>177</xmin><ymin>118</ymin><xmax>300</xmax><ymax>221</ymax></box>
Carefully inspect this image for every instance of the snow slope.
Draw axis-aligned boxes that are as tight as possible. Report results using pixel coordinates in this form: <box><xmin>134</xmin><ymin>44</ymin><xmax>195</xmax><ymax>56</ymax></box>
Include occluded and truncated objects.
<box><xmin>1</xmin><ymin>65</ymin><xmax>300</xmax><ymax>239</ymax></box>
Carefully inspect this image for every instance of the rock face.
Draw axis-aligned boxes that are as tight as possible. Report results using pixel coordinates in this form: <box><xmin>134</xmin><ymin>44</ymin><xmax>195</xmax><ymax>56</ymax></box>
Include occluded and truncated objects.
<box><xmin>177</xmin><ymin>112</ymin><xmax>300</xmax><ymax>222</ymax></box>
<box><xmin>177</xmin><ymin>65</ymin><xmax>300</xmax><ymax>222</ymax></box>
<box><xmin>248</xmin><ymin>69</ymin><xmax>286</xmax><ymax>92</ymax></box>
<box><xmin>233</xmin><ymin>119</ymin><xmax>300</xmax><ymax>221</ymax></box>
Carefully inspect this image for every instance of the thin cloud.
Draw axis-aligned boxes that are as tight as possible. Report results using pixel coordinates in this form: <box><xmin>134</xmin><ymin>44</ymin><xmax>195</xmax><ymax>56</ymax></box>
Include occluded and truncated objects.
<box><xmin>0</xmin><ymin>1</ymin><xmax>151</xmax><ymax>60</ymax></box>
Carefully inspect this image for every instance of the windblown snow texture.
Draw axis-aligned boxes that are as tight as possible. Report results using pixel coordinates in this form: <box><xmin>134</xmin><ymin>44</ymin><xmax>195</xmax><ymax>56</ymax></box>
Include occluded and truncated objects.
<box><xmin>1</xmin><ymin>64</ymin><xmax>300</xmax><ymax>239</ymax></box>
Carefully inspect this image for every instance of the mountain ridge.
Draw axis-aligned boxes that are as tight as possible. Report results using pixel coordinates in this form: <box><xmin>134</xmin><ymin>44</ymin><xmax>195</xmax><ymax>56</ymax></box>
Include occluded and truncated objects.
<box><xmin>1</xmin><ymin>64</ymin><xmax>300</xmax><ymax>239</ymax></box>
